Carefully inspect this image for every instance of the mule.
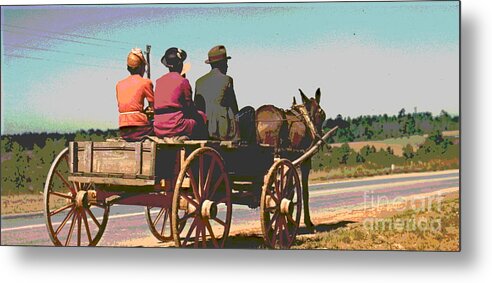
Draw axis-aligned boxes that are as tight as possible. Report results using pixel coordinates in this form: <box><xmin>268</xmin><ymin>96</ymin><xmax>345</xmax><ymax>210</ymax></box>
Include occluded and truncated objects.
<box><xmin>256</xmin><ymin>88</ymin><xmax>326</xmax><ymax>230</ymax></box>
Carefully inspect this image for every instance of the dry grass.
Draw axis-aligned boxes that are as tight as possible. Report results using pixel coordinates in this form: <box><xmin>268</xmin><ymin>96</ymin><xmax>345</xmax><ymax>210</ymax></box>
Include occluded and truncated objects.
<box><xmin>1</xmin><ymin>194</ymin><xmax>45</xmax><ymax>215</ymax></box>
<box><xmin>330</xmin><ymin>135</ymin><xmax>428</xmax><ymax>156</ymax></box>
<box><xmin>292</xmin><ymin>196</ymin><xmax>460</xmax><ymax>251</ymax></box>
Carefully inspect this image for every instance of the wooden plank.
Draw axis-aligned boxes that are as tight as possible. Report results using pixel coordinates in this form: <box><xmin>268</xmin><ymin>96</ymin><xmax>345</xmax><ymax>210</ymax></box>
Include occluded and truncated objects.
<box><xmin>69</xmin><ymin>142</ymin><xmax>78</xmax><ymax>173</ymax></box>
<box><xmin>135</xmin><ymin>142</ymin><xmax>142</xmax><ymax>175</ymax></box>
<box><xmin>148</xmin><ymin>142</ymin><xmax>156</xmax><ymax>177</ymax></box>
<box><xmin>68</xmin><ymin>176</ymin><xmax>155</xmax><ymax>186</ymax></box>
<box><xmin>85</xmin><ymin>142</ymin><xmax>93</xmax><ymax>173</ymax></box>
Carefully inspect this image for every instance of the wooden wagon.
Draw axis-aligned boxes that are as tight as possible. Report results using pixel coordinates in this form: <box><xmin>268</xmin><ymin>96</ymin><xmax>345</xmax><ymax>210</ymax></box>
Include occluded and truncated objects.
<box><xmin>43</xmin><ymin>129</ymin><xmax>336</xmax><ymax>249</ymax></box>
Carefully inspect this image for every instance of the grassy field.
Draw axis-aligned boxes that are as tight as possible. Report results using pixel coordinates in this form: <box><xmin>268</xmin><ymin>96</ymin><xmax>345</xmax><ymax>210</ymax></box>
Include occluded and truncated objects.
<box><xmin>330</xmin><ymin>135</ymin><xmax>427</xmax><ymax>156</ymax></box>
<box><xmin>292</xmin><ymin>196</ymin><xmax>460</xmax><ymax>251</ymax></box>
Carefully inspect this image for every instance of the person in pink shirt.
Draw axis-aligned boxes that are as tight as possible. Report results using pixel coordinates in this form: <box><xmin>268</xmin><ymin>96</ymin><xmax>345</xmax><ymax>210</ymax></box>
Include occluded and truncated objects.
<box><xmin>153</xmin><ymin>48</ymin><xmax>207</xmax><ymax>139</ymax></box>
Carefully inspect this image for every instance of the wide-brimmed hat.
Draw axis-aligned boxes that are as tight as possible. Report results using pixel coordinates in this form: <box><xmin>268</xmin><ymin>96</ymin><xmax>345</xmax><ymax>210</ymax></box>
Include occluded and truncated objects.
<box><xmin>205</xmin><ymin>45</ymin><xmax>231</xmax><ymax>64</ymax></box>
<box><xmin>161</xmin><ymin>47</ymin><xmax>187</xmax><ymax>68</ymax></box>
<box><xmin>127</xmin><ymin>48</ymin><xmax>147</xmax><ymax>68</ymax></box>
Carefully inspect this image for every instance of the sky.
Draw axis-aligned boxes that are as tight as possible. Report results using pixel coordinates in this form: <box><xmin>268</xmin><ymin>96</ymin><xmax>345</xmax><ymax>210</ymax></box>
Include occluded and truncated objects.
<box><xmin>0</xmin><ymin>1</ymin><xmax>459</xmax><ymax>134</ymax></box>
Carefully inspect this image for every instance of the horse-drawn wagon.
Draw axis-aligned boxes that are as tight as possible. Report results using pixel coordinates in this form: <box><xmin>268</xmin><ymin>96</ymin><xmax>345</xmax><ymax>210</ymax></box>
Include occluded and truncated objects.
<box><xmin>43</xmin><ymin>92</ymin><xmax>337</xmax><ymax>249</ymax></box>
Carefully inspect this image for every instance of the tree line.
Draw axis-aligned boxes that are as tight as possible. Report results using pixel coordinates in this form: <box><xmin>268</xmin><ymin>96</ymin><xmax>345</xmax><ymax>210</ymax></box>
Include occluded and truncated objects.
<box><xmin>1</xmin><ymin>109</ymin><xmax>459</xmax><ymax>195</ymax></box>
<box><xmin>323</xmin><ymin>109</ymin><xmax>459</xmax><ymax>143</ymax></box>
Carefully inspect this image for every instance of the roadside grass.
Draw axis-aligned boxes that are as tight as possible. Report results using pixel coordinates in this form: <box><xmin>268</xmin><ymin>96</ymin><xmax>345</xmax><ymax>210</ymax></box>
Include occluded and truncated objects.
<box><xmin>292</xmin><ymin>197</ymin><xmax>460</xmax><ymax>251</ymax></box>
<box><xmin>309</xmin><ymin>158</ymin><xmax>459</xmax><ymax>183</ymax></box>
<box><xmin>1</xmin><ymin>194</ymin><xmax>45</xmax><ymax>215</ymax></box>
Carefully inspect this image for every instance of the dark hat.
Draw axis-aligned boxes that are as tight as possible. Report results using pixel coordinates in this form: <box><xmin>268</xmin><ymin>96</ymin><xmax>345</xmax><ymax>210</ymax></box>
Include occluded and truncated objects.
<box><xmin>205</xmin><ymin>45</ymin><xmax>231</xmax><ymax>64</ymax></box>
<box><xmin>161</xmin><ymin>47</ymin><xmax>187</xmax><ymax>68</ymax></box>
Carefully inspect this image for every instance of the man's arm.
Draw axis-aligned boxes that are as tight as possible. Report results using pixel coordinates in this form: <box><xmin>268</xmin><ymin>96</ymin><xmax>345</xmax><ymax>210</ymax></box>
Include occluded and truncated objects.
<box><xmin>225</xmin><ymin>77</ymin><xmax>239</xmax><ymax>114</ymax></box>
<box><xmin>143</xmin><ymin>80</ymin><xmax>155</xmax><ymax>111</ymax></box>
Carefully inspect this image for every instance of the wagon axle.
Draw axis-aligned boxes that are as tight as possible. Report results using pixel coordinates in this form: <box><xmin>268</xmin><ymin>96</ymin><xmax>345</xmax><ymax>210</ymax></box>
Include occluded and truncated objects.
<box><xmin>74</xmin><ymin>190</ymin><xmax>98</xmax><ymax>209</ymax></box>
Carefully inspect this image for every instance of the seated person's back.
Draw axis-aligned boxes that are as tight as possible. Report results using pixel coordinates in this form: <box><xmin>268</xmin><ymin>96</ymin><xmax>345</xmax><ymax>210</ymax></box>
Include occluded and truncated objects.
<box><xmin>153</xmin><ymin>47</ymin><xmax>207</xmax><ymax>139</ymax></box>
<box><xmin>116</xmin><ymin>48</ymin><xmax>154</xmax><ymax>141</ymax></box>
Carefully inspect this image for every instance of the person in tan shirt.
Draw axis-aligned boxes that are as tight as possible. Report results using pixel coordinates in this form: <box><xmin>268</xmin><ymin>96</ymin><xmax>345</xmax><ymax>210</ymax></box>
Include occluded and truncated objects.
<box><xmin>116</xmin><ymin>48</ymin><xmax>154</xmax><ymax>141</ymax></box>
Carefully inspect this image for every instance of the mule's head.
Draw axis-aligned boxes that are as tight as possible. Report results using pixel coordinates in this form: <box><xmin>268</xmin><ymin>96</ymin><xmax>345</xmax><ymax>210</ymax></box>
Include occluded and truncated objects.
<box><xmin>295</xmin><ymin>88</ymin><xmax>326</xmax><ymax>136</ymax></box>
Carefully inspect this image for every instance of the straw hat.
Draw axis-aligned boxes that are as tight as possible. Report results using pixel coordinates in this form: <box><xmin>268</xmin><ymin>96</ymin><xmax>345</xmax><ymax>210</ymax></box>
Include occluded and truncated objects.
<box><xmin>127</xmin><ymin>48</ymin><xmax>146</xmax><ymax>68</ymax></box>
<box><xmin>205</xmin><ymin>45</ymin><xmax>231</xmax><ymax>64</ymax></box>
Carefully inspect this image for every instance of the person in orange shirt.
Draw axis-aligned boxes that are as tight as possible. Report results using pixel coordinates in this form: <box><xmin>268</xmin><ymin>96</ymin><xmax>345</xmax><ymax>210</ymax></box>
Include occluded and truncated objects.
<box><xmin>116</xmin><ymin>48</ymin><xmax>154</xmax><ymax>141</ymax></box>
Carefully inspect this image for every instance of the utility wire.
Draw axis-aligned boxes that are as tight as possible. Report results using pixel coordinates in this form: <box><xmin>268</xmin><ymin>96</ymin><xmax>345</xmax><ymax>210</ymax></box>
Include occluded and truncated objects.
<box><xmin>3</xmin><ymin>53</ymin><xmax>121</xmax><ymax>70</ymax></box>
<box><xmin>2</xmin><ymin>28</ymin><xmax>129</xmax><ymax>51</ymax></box>
<box><xmin>2</xmin><ymin>23</ymin><xmax>140</xmax><ymax>46</ymax></box>
<box><xmin>3</xmin><ymin>43</ymin><xmax>122</xmax><ymax>62</ymax></box>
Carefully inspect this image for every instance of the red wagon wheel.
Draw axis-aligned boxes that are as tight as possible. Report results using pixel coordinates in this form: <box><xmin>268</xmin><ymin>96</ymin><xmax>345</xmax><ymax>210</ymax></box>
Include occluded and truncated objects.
<box><xmin>44</xmin><ymin>148</ymin><xmax>110</xmax><ymax>246</ymax></box>
<box><xmin>260</xmin><ymin>159</ymin><xmax>302</xmax><ymax>249</ymax></box>
<box><xmin>171</xmin><ymin>147</ymin><xmax>232</xmax><ymax>248</ymax></box>
<box><xmin>145</xmin><ymin>206</ymin><xmax>172</xmax><ymax>242</ymax></box>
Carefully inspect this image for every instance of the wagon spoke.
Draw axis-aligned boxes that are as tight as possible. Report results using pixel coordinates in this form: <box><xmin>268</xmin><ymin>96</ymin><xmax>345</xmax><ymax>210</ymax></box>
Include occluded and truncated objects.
<box><xmin>283</xmin><ymin>215</ymin><xmax>290</xmax><ymax>235</ymax></box>
<box><xmin>271</xmin><ymin>214</ymin><xmax>281</xmax><ymax>247</ymax></box>
<box><xmin>187</xmin><ymin>170</ymin><xmax>200</xmax><ymax>200</ymax></box>
<box><xmin>202</xmin><ymin>158</ymin><xmax>216</xmax><ymax>200</ymax></box>
<box><xmin>55</xmin><ymin>207</ymin><xmax>75</xmax><ymax>235</ymax></box>
<box><xmin>208</xmin><ymin>173</ymin><xmax>225</xmax><ymax>200</ymax></box>
<box><xmin>283</xmin><ymin>170</ymin><xmax>294</xmax><ymax>198</ymax></box>
<box><xmin>179</xmin><ymin>211</ymin><xmax>195</xmax><ymax>224</ymax></box>
<box><xmin>180</xmin><ymin>193</ymin><xmax>199</xmax><ymax>208</ymax></box>
<box><xmin>65</xmin><ymin>211</ymin><xmax>77</xmax><ymax>246</ymax></box>
<box><xmin>204</xmin><ymin>219</ymin><xmax>219</xmax><ymax>248</ymax></box>
<box><xmin>77</xmin><ymin>212</ymin><xmax>82</xmax><ymax>246</ymax></box>
<box><xmin>182</xmin><ymin>217</ymin><xmax>198</xmax><ymax>247</ymax></box>
<box><xmin>54</xmin><ymin>170</ymin><xmax>75</xmax><ymax>194</ymax></box>
<box><xmin>50</xmin><ymin>203</ymin><xmax>73</xmax><ymax>217</ymax></box>
<box><xmin>212</xmin><ymin>217</ymin><xmax>226</xmax><ymax>227</ymax></box>
<box><xmin>153</xmin><ymin>208</ymin><xmax>166</xmax><ymax>227</ymax></box>
<box><xmin>267</xmin><ymin>210</ymin><xmax>279</xmax><ymax>229</ymax></box>
<box><xmin>199</xmin><ymin>155</ymin><xmax>204</xmax><ymax>194</ymax></box>
<box><xmin>160</xmin><ymin>209</ymin><xmax>169</xmax><ymax>235</ymax></box>
<box><xmin>279</xmin><ymin>166</ymin><xmax>285</xmax><ymax>196</ymax></box>
<box><xmin>85</xmin><ymin>207</ymin><xmax>101</xmax><ymax>228</ymax></box>
<box><xmin>278</xmin><ymin>216</ymin><xmax>286</xmax><ymax>247</ymax></box>
<box><xmin>81</xmin><ymin>209</ymin><xmax>92</xmax><ymax>243</ymax></box>
<box><xmin>202</xmin><ymin>224</ymin><xmax>207</xmax><ymax>248</ymax></box>
<box><xmin>194</xmin><ymin>221</ymin><xmax>202</xmax><ymax>248</ymax></box>
<box><xmin>50</xmin><ymin>191</ymin><xmax>73</xmax><ymax>200</ymax></box>
<box><xmin>265</xmin><ymin>206</ymin><xmax>277</xmax><ymax>213</ymax></box>
<box><xmin>266</xmin><ymin>189</ymin><xmax>279</xmax><ymax>204</ymax></box>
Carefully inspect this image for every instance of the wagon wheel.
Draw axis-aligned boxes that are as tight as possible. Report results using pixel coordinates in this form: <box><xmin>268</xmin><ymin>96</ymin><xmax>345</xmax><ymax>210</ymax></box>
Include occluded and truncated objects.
<box><xmin>171</xmin><ymin>147</ymin><xmax>232</xmax><ymax>248</ymax></box>
<box><xmin>145</xmin><ymin>206</ymin><xmax>172</xmax><ymax>242</ymax></box>
<box><xmin>260</xmin><ymin>159</ymin><xmax>302</xmax><ymax>249</ymax></box>
<box><xmin>44</xmin><ymin>147</ymin><xmax>110</xmax><ymax>246</ymax></box>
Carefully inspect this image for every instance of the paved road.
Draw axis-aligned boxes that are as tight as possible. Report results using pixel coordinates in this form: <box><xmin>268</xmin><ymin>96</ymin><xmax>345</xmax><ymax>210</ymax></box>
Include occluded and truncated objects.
<box><xmin>1</xmin><ymin>170</ymin><xmax>459</xmax><ymax>246</ymax></box>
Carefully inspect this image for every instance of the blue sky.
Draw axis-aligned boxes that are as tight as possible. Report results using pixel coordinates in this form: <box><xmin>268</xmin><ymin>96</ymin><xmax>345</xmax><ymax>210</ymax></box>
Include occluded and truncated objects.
<box><xmin>1</xmin><ymin>2</ymin><xmax>459</xmax><ymax>134</ymax></box>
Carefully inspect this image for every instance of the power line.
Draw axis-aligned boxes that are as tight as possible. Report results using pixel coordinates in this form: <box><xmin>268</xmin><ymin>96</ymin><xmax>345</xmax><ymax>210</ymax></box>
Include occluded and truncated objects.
<box><xmin>3</xmin><ymin>43</ymin><xmax>122</xmax><ymax>62</ymax></box>
<box><xmin>1</xmin><ymin>28</ymin><xmax>129</xmax><ymax>51</ymax></box>
<box><xmin>3</xmin><ymin>53</ymin><xmax>120</xmax><ymax>70</ymax></box>
<box><xmin>2</xmin><ymin>23</ymin><xmax>139</xmax><ymax>46</ymax></box>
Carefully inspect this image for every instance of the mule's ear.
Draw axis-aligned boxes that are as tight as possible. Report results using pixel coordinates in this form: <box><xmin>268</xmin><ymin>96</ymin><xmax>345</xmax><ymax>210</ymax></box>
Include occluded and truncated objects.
<box><xmin>299</xmin><ymin>89</ymin><xmax>309</xmax><ymax>104</ymax></box>
<box><xmin>292</xmin><ymin>96</ymin><xmax>297</xmax><ymax>105</ymax></box>
<box><xmin>315</xmin><ymin>88</ymin><xmax>321</xmax><ymax>104</ymax></box>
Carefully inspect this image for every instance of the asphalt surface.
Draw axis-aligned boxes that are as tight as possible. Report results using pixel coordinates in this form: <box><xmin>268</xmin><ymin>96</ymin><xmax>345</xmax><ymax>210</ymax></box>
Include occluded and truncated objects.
<box><xmin>0</xmin><ymin>170</ymin><xmax>459</xmax><ymax>246</ymax></box>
